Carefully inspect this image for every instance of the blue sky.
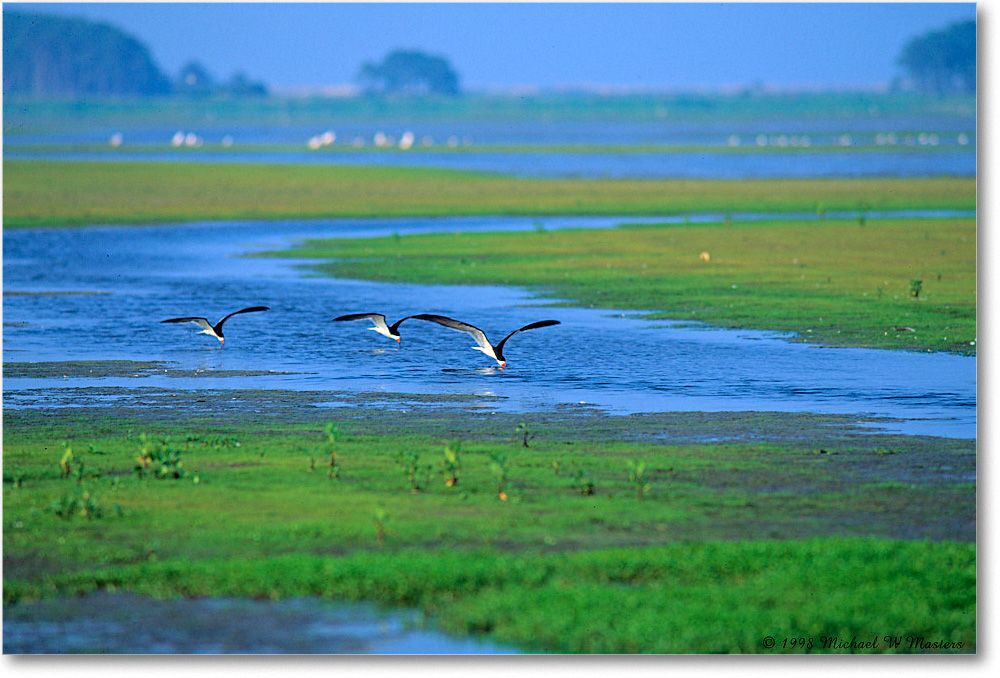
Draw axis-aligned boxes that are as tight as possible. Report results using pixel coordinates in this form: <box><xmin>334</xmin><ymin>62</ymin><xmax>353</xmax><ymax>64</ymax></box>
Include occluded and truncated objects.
<box><xmin>9</xmin><ymin>2</ymin><xmax>977</xmax><ymax>91</ymax></box>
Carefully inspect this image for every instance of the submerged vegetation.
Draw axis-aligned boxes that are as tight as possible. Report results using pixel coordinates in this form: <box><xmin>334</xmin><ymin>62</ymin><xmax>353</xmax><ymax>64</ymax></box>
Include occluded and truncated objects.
<box><xmin>2</xmin><ymin>411</ymin><xmax>976</xmax><ymax>652</ymax></box>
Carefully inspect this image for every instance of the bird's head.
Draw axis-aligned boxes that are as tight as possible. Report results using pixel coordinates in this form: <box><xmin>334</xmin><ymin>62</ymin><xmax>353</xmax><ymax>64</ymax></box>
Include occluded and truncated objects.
<box><xmin>219</xmin><ymin>337</ymin><xmax>225</xmax><ymax>345</ymax></box>
<box><xmin>395</xmin><ymin>336</ymin><xmax>401</xmax><ymax>344</ymax></box>
<box><xmin>499</xmin><ymin>361</ymin><xmax>506</xmax><ymax>369</ymax></box>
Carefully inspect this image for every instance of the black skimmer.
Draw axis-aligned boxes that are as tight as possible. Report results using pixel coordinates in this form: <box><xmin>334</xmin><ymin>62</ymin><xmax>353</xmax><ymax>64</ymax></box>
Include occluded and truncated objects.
<box><xmin>413</xmin><ymin>314</ymin><xmax>560</xmax><ymax>368</ymax></box>
<box><xmin>333</xmin><ymin>313</ymin><xmax>417</xmax><ymax>344</ymax></box>
<box><xmin>160</xmin><ymin>306</ymin><xmax>269</xmax><ymax>344</ymax></box>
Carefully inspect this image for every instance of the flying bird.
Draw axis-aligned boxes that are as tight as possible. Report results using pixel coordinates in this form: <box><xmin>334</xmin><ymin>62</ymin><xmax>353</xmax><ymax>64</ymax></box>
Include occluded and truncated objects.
<box><xmin>333</xmin><ymin>313</ymin><xmax>418</xmax><ymax>344</ymax></box>
<box><xmin>413</xmin><ymin>314</ymin><xmax>560</xmax><ymax>368</ymax></box>
<box><xmin>160</xmin><ymin>306</ymin><xmax>269</xmax><ymax>344</ymax></box>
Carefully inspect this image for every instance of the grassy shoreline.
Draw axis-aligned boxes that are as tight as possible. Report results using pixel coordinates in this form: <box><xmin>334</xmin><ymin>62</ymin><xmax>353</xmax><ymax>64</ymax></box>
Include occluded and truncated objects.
<box><xmin>2</xmin><ymin>159</ymin><xmax>975</xmax><ymax>228</ymax></box>
<box><xmin>2</xmin><ymin>407</ymin><xmax>976</xmax><ymax>653</ymax></box>
<box><xmin>273</xmin><ymin>215</ymin><xmax>977</xmax><ymax>355</ymax></box>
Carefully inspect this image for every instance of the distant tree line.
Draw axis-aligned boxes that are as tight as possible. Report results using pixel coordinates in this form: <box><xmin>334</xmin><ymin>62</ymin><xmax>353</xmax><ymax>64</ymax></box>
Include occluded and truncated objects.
<box><xmin>2</xmin><ymin>11</ymin><xmax>267</xmax><ymax>98</ymax></box>
<box><xmin>174</xmin><ymin>61</ymin><xmax>268</xmax><ymax>98</ymax></box>
<box><xmin>3</xmin><ymin>11</ymin><xmax>171</xmax><ymax>97</ymax></box>
<box><xmin>897</xmin><ymin>20</ymin><xmax>975</xmax><ymax>94</ymax></box>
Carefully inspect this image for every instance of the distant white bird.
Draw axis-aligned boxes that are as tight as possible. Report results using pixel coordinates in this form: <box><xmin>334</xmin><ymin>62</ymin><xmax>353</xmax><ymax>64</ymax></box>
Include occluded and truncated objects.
<box><xmin>399</xmin><ymin>131</ymin><xmax>415</xmax><ymax>150</ymax></box>
<box><xmin>413</xmin><ymin>314</ymin><xmax>560</xmax><ymax>368</ymax></box>
<box><xmin>171</xmin><ymin>131</ymin><xmax>185</xmax><ymax>147</ymax></box>
<box><xmin>333</xmin><ymin>313</ymin><xmax>419</xmax><ymax>345</ymax></box>
<box><xmin>160</xmin><ymin>306</ymin><xmax>269</xmax><ymax>345</ymax></box>
<box><xmin>109</xmin><ymin>133</ymin><xmax>123</xmax><ymax>147</ymax></box>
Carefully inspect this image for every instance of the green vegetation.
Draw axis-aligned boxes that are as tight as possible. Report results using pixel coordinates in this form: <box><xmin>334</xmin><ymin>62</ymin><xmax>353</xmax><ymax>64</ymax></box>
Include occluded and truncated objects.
<box><xmin>274</xmin><ymin>215</ymin><xmax>976</xmax><ymax>354</ymax></box>
<box><xmin>2</xmin><ymin>411</ymin><xmax>976</xmax><ymax>653</ymax></box>
<box><xmin>2</xmin><ymin>159</ymin><xmax>974</xmax><ymax>229</ymax></box>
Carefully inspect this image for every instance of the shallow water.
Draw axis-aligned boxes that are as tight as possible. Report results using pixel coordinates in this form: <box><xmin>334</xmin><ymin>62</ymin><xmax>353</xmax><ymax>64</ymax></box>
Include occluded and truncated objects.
<box><xmin>3</xmin><ymin>592</ymin><xmax>516</xmax><ymax>654</ymax></box>
<box><xmin>2</xmin><ymin>215</ymin><xmax>976</xmax><ymax>438</ymax></box>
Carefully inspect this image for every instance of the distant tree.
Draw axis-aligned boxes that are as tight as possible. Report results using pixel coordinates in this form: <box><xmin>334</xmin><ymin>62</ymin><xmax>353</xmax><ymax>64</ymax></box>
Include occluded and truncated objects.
<box><xmin>2</xmin><ymin>11</ymin><xmax>172</xmax><ymax>97</ymax></box>
<box><xmin>176</xmin><ymin>61</ymin><xmax>216</xmax><ymax>96</ymax></box>
<box><xmin>897</xmin><ymin>20</ymin><xmax>975</xmax><ymax>94</ymax></box>
<box><xmin>357</xmin><ymin>49</ymin><xmax>460</xmax><ymax>96</ymax></box>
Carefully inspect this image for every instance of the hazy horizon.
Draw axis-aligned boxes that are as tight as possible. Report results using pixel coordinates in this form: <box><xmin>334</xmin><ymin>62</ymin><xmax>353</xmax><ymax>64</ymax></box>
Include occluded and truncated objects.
<box><xmin>7</xmin><ymin>2</ymin><xmax>978</xmax><ymax>93</ymax></box>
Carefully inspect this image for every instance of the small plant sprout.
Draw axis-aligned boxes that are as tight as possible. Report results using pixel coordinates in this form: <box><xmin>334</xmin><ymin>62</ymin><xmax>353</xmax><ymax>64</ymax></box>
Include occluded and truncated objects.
<box><xmin>135</xmin><ymin>433</ymin><xmax>154</xmax><ymax>476</ymax></box>
<box><xmin>489</xmin><ymin>451</ymin><xmax>509</xmax><ymax>501</ymax></box>
<box><xmin>5</xmin><ymin>466</ymin><xmax>26</xmax><ymax>489</ymax></box>
<box><xmin>133</xmin><ymin>434</ymin><xmax>189</xmax><ymax>480</ymax></box>
<box><xmin>397</xmin><ymin>450</ymin><xmax>428</xmax><ymax>493</ymax></box>
<box><xmin>551</xmin><ymin>460</ymin><xmax>562</xmax><ymax>476</ymax></box>
<box><xmin>324</xmin><ymin>423</ymin><xmax>341</xmax><ymax>479</ymax></box>
<box><xmin>59</xmin><ymin>443</ymin><xmax>73</xmax><ymax>479</ymax></box>
<box><xmin>910</xmin><ymin>279</ymin><xmax>923</xmax><ymax>299</ymax></box>
<box><xmin>515</xmin><ymin>422</ymin><xmax>535</xmax><ymax>448</ymax></box>
<box><xmin>49</xmin><ymin>490</ymin><xmax>103</xmax><ymax>521</ymax></box>
<box><xmin>627</xmin><ymin>459</ymin><xmax>650</xmax><ymax>501</ymax></box>
<box><xmin>324</xmin><ymin>422</ymin><xmax>340</xmax><ymax>446</ymax></box>
<box><xmin>857</xmin><ymin>201</ymin><xmax>869</xmax><ymax>227</ymax></box>
<box><xmin>374</xmin><ymin>507</ymin><xmax>390</xmax><ymax>546</ymax></box>
<box><xmin>443</xmin><ymin>441</ymin><xmax>461</xmax><ymax>487</ymax></box>
<box><xmin>575</xmin><ymin>468</ymin><xmax>595</xmax><ymax>496</ymax></box>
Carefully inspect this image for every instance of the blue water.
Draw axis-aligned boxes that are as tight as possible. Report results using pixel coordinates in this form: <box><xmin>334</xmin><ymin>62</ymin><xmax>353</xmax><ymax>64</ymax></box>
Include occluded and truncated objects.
<box><xmin>3</xmin><ymin>592</ymin><xmax>517</xmax><ymax>654</ymax></box>
<box><xmin>2</xmin><ymin>215</ymin><xmax>976</xmax><ymax>438</ymax></box>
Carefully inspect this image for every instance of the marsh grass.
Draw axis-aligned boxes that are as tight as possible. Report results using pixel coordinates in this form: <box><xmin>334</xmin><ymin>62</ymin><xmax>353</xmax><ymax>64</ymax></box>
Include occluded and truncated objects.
<box><xmin>626</xmin><ymin>459</ymin><xmax>649</xmax><ymax>501</ymax></box>
<box><xmin>442</xmin><ymin>441</ymin><xmax>462</xmax><ymax>488</ymax></box>
<box><xmin>2</xmin><ymin>415</ymin><xmax>975</xmax><ymax>652</ymax></box>
<box><xmin>2</xmin><ymin>160</ymin><xmax>974</xmax><ymax>228</ymax></box>
<box><xmin>284</xmin><ymin>216</ymin><xmax>976</xmax><ymax>354</ymax></box>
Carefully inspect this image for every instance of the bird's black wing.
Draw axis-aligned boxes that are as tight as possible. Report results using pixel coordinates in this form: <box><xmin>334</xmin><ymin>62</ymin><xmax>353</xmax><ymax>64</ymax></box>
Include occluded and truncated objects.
<box><xmin>413</xmin><ymin>314</ymin><xmax>493</xmax><ymax>352</ymax></box>
<box><xmin>495</xmin><ymin>320</ymin><xmax>561</xmax><ymax>354</ymax></box>
<box><xmin>161</xmin><ymin>316</ymin><xmax>214</xmax><ymax>333</ymax></box>
<box><xmin>334</xmin><ymin>313</ymin><xmax>386</xmax><ymax>323</ymax></box>
<box><xmin>388</xmin><ymin>315</ymin><xmax>420</xmax><ymax>333</ymax></box>
<box><xmin>334</xmin><ymin>313</ymin><xmax>393</xmax><ymax>335</ymax></box>
<box><xmin>214</xmin><ymin>306</ymin><xmax>269</xmax><ymax>333</ymax></box>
